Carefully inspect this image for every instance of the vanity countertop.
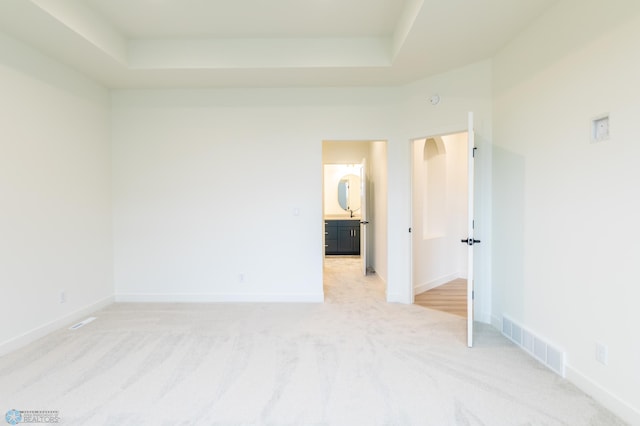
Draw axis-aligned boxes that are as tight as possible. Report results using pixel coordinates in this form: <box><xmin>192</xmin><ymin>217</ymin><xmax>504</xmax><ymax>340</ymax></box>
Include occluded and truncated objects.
<box><xmin>324</xmin><ymin>215</ymin><xmax>361</xmax><ymax>221</ymax></box>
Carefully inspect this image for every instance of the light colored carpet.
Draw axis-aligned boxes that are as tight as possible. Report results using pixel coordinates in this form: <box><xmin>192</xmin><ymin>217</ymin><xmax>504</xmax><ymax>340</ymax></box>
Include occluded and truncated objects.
<box><xmin>0</xmin><ymin>257</ymin><xmax>625</xmax><ymax>425</ymax></box>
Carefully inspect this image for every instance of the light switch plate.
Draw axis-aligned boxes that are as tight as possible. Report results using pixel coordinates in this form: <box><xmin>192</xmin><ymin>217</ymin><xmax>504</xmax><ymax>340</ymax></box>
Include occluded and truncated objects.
<box><xmin>596</xmin><ymin>342</ymin><xmax>608</xmax><ymax>365</ymax></box>
<box><xmin>591</xmin><ymin>114</ymin><xmax>610</xmax><ymax>143</ymax></box>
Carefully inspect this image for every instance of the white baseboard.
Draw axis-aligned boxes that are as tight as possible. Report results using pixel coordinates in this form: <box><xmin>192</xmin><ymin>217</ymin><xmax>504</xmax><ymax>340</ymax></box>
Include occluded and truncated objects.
<box><xmin>374</xmin><ymin>271</ymin><xmax>387</xmax><ymax>285</ymax></box>
<box><xmin>414</xmin><ymin>273</ymin><xmax>460</xmax><ymax>295</ymax></box>
<box><xmin>386</xmin><ymin>292</ymin><xmax>408</xmax><ymax>304</ymax></box>
<box><xmin>492</xmin><ymin>314</ymin><xmax>639</xmax><ymax>423</ymax></box>
<box><xmin>565</xmin><ymin>365</ymin><xmax>640</xmax><ymax>425</ymax></box>
<box><xmin>490</xmin><ymin>313</ymin><xmax>502</xmax><ymax>330</ymax></box>
<box><xmin>473</xmin><ymin>310</ymin><xmax>492</xmax><ymax>324</ymax></box>
<box><xmin>114</xmin><ymin>293</ymin><xmax>325</xmax><ymax>303</ymax></box>
<box><xmin>0</xmin><ymin>295</ymin><xmax>114</xmax><ymax>356</ymax></box>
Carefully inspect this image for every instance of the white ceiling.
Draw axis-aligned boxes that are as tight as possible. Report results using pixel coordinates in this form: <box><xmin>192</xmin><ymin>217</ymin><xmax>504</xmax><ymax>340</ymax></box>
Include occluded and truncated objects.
<box><xmin>85</xmin><ymin>0</ymin><xmax>405</xmax><ymax>38</ymax></box>
<box><xmin>0</xmin><ymin>0</ymin><xmax>560</xmax><ymax>88</ymax></box>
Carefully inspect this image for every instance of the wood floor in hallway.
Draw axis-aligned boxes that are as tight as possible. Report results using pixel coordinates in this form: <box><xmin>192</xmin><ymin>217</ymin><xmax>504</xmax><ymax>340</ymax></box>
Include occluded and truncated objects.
<box><xmin>414</xmin><ymin>278</ymin><xmax>467</xmax><ymax>318</ymax></box>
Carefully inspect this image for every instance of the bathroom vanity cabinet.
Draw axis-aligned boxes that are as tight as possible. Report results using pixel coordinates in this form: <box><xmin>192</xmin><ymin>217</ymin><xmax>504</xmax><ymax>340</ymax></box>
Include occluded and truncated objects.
<box><xmin>324</xmin><ymin>220</ymin><xmax>360</xmax><ymax>255</ymax></box>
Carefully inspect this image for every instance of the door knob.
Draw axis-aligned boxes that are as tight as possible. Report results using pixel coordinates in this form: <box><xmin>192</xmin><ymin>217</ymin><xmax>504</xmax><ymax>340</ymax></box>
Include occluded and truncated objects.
<box><xmin>461</xmin><ymin>238</ymin><xmax>481</xmax><ymax>246</ymax></box>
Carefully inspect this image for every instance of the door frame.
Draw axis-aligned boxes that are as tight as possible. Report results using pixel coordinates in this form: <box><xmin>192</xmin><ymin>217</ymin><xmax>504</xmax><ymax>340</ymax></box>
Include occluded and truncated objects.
<box><xmin>409</xmin><ymin>121</ymin><xmax>474</xmax><ymax>343</ymax></box>
<box><xmin>321</xmin><ymin>140</ymin><xmax>389</xmax><ymax>295</ymax></box>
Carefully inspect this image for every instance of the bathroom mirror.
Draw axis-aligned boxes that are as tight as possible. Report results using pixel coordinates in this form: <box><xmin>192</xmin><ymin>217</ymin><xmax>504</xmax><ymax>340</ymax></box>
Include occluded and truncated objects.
<box><xmin>337</xmin><ymin>174</ymin><xmax>361</xmax><ymax>214</ymax></box>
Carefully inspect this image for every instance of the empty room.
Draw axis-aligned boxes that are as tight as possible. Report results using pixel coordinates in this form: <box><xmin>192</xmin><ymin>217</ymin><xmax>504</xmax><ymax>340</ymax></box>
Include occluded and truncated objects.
<box><xmin>1</xmin><ymin>0</ymin><xmax>638</xmax><ymax>424</ymax></box>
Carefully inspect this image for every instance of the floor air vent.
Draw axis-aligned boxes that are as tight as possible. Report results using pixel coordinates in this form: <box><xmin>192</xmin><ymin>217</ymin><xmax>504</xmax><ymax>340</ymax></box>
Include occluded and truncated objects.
<box><xmin>69</xmin><ymin>317</ymin><xmax>96</xmax><ymax>330</ymax></box>
<box><xmin>502</xmin><ymin>315</ymin><xmax>565</xmax><ymax>377</ymax></box>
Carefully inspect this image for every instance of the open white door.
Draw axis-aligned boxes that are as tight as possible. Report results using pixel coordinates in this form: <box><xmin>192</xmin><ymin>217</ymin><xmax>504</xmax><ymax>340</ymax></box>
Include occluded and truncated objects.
<box><xmin>360</xmin><ymin>158</ymin><xmax>368</xmax><ymax>276</ymax></box>
<box><xmin>463</xmin><ymin>112</ymin><xmax>478</xmax><ymax>348</ymax></box>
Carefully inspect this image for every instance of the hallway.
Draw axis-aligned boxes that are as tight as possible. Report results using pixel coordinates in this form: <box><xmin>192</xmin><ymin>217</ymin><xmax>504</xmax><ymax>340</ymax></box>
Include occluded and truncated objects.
<box><xmin>323</xmin><ymin>256</ymin><xmax>385</xmax><ymax>303</ymax></box>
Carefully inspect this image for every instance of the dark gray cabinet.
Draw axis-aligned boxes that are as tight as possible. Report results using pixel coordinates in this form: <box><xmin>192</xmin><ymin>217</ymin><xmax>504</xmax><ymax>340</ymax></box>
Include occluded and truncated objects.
<box><xmin>325</xmin><ymin>220</ymin><xmax>360</xmax><ymax>255</ymax></box>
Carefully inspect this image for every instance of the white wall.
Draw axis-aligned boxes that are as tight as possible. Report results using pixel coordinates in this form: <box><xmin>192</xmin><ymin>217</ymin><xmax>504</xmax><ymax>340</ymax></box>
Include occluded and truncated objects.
<box><xmin>0</xmin><ymin>32</ymin><xmax>113</xmax><ymax>354</ymax></box>
<box><xmin>111</xmin><ymin>61</ymin><xmax>492</xmax><ymax>305</ymax></box>
<box><xmin>492</xmin><ymin>0</ymin><xmax>640</xmax><ymax>422</ymax></box>
<box><xmin>412</xmin><ymin>133</ymin><xmax>468</xmax><ymax>294</ymax></box>
<box><xmin>111</xmin><ymin>88</ymin><xmax>401</xmax><ymax>302</ymax></box>
<box><xmin>368</xmin><ymin>141</ymin><xmax>388</xmax><ymax>282</ymax></box>
<box><xmin>322</xmin><ymin>141</ymin><xmax>370</xmax><ymax>164</ymax></box>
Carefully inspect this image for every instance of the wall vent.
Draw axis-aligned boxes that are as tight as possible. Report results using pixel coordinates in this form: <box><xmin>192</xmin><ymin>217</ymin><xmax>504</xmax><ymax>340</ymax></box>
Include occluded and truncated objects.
<box><xmin>69</xmin><ymin>317</ymin><xmax>96</xmax><ymax>330</ymax></box>
<box><xmin>501</xmin><ymin>315</ymin><xmax>565</xmax><ymax>377</ymax></box>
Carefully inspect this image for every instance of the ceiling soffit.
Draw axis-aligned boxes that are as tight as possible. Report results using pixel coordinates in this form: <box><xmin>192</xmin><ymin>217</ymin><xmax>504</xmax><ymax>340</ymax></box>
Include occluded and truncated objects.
<box><xmin>0</xmin><ymin>0</ymin><xmax>560</xmax><ymax>87</ymax></box>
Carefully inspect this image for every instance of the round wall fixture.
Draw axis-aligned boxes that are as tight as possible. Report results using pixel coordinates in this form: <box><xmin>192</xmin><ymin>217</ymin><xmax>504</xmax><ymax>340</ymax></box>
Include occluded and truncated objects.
<box><xmin>429</xmin><ymin>94</ymin><xmax>441</xmax><ymax>105</ymax></box>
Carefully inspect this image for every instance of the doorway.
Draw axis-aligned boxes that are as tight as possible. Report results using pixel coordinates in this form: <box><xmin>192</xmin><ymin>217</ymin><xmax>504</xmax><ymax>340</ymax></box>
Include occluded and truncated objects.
<box><xmin>411</xmin><ymin>132</ymin><xmax>469</xmax><ymax>316</ymax></box>
<box><xmin>321</xmin><ymin>140</ymin><xmax>388</xmax><ymax>297</ymax></box>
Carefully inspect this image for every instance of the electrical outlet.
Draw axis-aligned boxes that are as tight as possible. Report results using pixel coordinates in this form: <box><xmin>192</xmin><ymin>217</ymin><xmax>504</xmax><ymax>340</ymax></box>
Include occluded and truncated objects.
<box><xmin>59</xmin><ymin>290</ymin><xmax>66</xmax><ymax>304</ymax></box>
<box><xmin>596</xmin><ymin>342</ymin><xmax>608</xmax><ymax>365</ymax></box>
